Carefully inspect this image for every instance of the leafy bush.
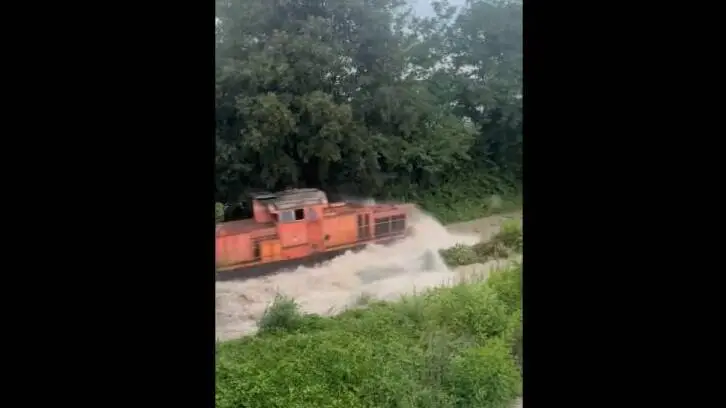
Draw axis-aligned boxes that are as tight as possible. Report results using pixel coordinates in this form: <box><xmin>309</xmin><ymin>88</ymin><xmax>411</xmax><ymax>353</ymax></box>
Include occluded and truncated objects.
<box><xmin>495</xmin><ymin>219</ymin><xmax>523</xmax><ymax>252</ymax></box>
<box><xmin>215</xmin><ymin>202</ymin><xmax>225</xmax><ymax>223</ymax></box>
<box><xmin>439</xmin><ymin>244</ymin><xmax>481</xmax><ymax>266</ymax></box>
<box><xmin>257</xmin><ymin>295</ymin><xmax>306</xmax><ymax>334</ymax></box>
<box><xmin>423</xmin><ymin>283</ymin><xmax>511</xmax><ymax>340</ymax></box>
<box><xmin>486</xmin><ymin>263</ymin><xmax>523</xmax><ymax>313</ymax></box>
<box><xmin>502</xmin><ymin>309</ymin><xmax>523</xmax><ymax>369</ymax></box>
<box><xmin>443</xmin><ymin>338</ymin><xmax>522</xmax><ymax>408</ymax></box>
<box><xmin>472</xmin><ymin>240</ymin><xmax>510</xmax><ymax>259</ymax></box>
<box><xmin>439</xmin><ymin>222</ymin><xmax>522</xmax><ymax>267</ymax></box>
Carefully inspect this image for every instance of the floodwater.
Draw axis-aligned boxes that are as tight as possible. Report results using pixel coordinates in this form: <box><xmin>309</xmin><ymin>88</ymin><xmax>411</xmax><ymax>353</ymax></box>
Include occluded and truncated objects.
<box><xmin>215</xmin><ymin>208</ymin><xmax>521</xmax><ymax>341</ymax></box>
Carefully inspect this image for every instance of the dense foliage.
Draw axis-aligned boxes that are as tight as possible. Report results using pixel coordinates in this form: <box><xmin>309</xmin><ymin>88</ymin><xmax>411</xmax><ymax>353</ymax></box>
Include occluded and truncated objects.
<box><xmin>215</xmin><ymin>0</ymin><xmax>522</xmax><ymax>206</ymax></box>
<box><xmin>216</xmin><ymin>263</ymin><xmax>522</xmax><ymax>408</ymax></box>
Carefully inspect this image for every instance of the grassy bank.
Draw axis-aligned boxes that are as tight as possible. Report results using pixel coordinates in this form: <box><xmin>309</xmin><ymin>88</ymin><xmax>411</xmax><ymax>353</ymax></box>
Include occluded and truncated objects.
<box><xmin>216</xmin><ymin>263</ymin><xmax>522</xmax><ymax>408</ymax></box>
<box><xmin>216</xmin><ymin>223</ymin><xmax>523</xmax><ymax>408</ymax></box>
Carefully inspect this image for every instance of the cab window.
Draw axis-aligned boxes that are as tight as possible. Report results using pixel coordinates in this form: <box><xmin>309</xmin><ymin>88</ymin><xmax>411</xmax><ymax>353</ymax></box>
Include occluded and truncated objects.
<box><xmin>278</xmin><ymin>209</ymin><xmax>306</xmax><ymax>222</ymax></box>
<box><xmin>279</xmin><ymin>210</ymin><xmax>295</xmax><ymax>222</ymax></box>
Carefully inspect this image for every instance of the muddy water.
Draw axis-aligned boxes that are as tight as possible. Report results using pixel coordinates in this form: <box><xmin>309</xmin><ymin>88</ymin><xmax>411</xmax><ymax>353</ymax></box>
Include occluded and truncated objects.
<box><xmin>215</xmin><ymin>209</ymin><xmax>521</xmax><ymax>341</ymax></box>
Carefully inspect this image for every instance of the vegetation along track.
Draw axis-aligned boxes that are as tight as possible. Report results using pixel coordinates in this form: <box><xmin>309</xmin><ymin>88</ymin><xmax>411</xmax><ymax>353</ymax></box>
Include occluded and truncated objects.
<box><xmin>215</xmin><ymin>209</ymin><xmax>522</xmax><ymax>341</ymax></box>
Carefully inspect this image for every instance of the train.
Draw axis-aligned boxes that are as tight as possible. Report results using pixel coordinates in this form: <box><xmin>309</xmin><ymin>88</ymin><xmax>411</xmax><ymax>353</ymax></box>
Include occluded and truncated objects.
<box><xmin>215</xmin><ymin>188</ymin><xmax>414</xmax><ymax>280</ymax></box>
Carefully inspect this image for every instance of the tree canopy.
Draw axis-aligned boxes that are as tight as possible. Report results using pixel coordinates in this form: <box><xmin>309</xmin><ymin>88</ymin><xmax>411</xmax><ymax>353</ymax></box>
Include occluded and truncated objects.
<box><xmin>215</xmin><ymin>0</ymin><xmax>522</xmax><ymax>203</ymax></box>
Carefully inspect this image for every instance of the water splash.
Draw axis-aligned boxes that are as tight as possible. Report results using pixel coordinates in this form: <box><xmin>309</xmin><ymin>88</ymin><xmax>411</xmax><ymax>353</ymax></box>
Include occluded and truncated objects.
<box><xmin>215</xmin><ymin>208</ymin><xmax>504</xmax><ymax>341</ymax></box>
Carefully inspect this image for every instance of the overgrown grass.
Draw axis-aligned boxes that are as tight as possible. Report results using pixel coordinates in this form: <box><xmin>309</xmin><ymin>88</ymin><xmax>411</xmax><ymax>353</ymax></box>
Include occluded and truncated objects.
<box><xmin>216</xmin><ymin>264</ymin><xmax>523</xmax><ymax>408</ymax></box>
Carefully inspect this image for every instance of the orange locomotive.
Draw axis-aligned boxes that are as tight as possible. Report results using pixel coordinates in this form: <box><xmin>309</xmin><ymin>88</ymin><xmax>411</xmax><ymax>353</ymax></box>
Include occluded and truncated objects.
<box><xmin>215</xmin><ymin>188</ymin><xmax>414</xmax><ymax>280</ymax></box>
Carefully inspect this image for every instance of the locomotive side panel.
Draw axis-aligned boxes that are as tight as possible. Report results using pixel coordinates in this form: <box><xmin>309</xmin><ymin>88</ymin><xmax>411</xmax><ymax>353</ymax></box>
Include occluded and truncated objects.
<box><xmin>260</xmin><ymin>239</ymin><xmax>282</xmax><ymax>262</ymax></box>
<box><xmin>216</xmin><ymin>233</ymin><xmax>254</xmax><ymax>266</ymax></box>
<box><xmin>278</xmin><ymin>221</ymin><xmax>308</xmax><ymax>248</ymax></box>
<box><xmin>323</xmin><ymin>214</ymin><xmax>357</xmax><ymax>248</ymax></box>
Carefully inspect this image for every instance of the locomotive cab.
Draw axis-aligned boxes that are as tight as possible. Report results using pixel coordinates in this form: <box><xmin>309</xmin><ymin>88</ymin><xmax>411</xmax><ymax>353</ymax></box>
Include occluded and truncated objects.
<box><xmin>250</xmin><ymin>189</ymin><xmax>328</xmax><ymax>225</ymax></box>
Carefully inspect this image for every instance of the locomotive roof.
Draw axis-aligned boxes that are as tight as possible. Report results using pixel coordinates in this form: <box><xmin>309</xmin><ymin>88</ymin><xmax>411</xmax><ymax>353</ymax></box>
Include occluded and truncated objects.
<box><xmin>251</xmin><ymin>188</ymin><xmax>328</xmax><ymax>211</ymax></box>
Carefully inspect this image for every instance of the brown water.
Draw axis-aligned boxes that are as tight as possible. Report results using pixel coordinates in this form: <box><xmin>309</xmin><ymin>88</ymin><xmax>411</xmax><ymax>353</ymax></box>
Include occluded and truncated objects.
<box><xmin>215</xmin><ymin>208</ymin><xmax>521</xmax><ymax>341</ymax></box>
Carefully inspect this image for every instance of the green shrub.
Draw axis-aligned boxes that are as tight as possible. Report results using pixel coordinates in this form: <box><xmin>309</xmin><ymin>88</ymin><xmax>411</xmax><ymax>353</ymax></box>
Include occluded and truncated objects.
<box><xmin>215</xmin><ymin>202</ymin><xmax>225</xmax><ymax>223</ymax></box>
<box><xmin>424</xmin><ymin>283</ymin><xmax>511</xmax><ymax>341</ymax></box>
<box><xmin>443</xmin><ymin>338</ymin><xmax>522</xmax><ymax>408</ymax></box>
<box><xmin>486</xmin><ymin>263</ymin><xmax>522</xmax><ymax>313</ymax></box>
<box><xmin>495</xmin><ymin>219</ymin><xmax>523</xmax><ymax>252</ymax></box>
<box><xmin>439</xmin><ymin>224</ymin><xmax>522</xmax><ymax>267</ymax></box>
<box><xmin>439</xmin><ymin>244</ymin><xmax>480</xmax><ymax>266</ymax></box>
<box><xmin>257</xmin><ymin>295</ymin><xmax>306</xmax><ymax>334</ymax></box>
<box><xmin>501</xmin><ymin>309</ymin><xmax>523</xmax><ymax>370</ymax></box>
<box><xmin>472</xmin><ymin>240</ymin><xmax>510</xmax><ymax>259</ymax></box>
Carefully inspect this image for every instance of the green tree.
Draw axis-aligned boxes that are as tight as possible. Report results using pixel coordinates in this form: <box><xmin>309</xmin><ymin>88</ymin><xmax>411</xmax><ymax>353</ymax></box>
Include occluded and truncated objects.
<box><xmin>447</xmin><ymin>0</ymin><xmax>523</xmax><ymax>181</ymax></box>
<box><xmin>215</xmin><ymin>0</ymin><xmax>522</xmax><ymax>202</ymax></box>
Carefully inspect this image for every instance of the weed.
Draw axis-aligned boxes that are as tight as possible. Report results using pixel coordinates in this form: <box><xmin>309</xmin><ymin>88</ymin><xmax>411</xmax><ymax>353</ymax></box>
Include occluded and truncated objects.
<box><xmin>257</xmin><ymin>294</ymin><xmax>304</xmax><ymax>334</ymax></box>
